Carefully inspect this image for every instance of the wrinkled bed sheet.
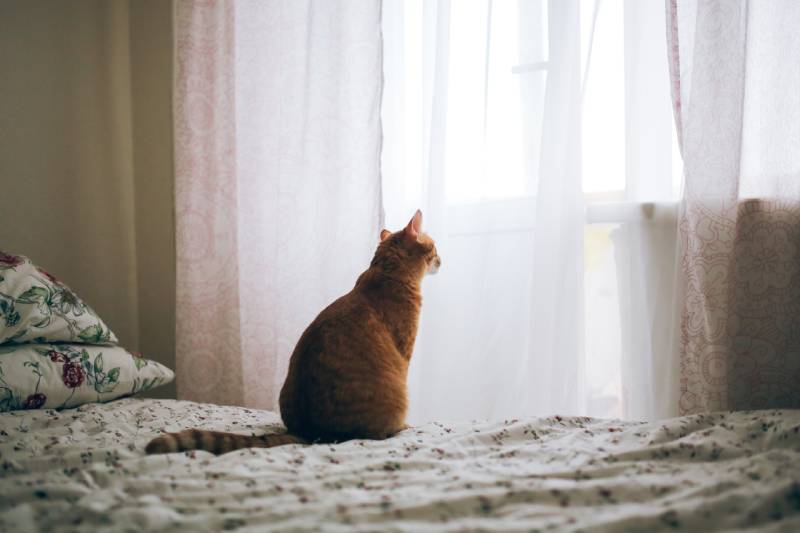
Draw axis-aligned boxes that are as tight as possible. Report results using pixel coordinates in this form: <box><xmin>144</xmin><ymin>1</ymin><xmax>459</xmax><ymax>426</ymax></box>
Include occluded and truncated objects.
<box><xmin>0</xmin><ymin>398</ymin><xmax>798</xmax><ymax>532</ymax></box>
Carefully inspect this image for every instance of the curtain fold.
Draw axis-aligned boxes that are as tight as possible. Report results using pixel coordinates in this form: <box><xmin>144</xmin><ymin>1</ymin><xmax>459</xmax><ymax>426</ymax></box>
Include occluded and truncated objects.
<box><xmin>520</xmin><ymin>0</ymin><xmax>584</xmax><ymax>417</ymax></box>
<box><xmin>174</xmin><ymin>0</ymin><xmax>383</xmax><ymax>409</ymax></box>
<box><xmin>607</xmin><ymin>0</ymin><xmax>682</xmax><ymax>421</ymax></box>
<box><xmin>667</xmin><ymin>0</ymin><xmax>800</xmax><ymax>413</ymax></box>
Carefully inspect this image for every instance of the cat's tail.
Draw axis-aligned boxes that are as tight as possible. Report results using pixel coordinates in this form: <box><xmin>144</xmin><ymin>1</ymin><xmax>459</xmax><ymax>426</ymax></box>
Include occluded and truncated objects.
<box><xmin>145</xmin><ymin>429</ymin><xmax>306</xmax><ymax>455</ymax></box>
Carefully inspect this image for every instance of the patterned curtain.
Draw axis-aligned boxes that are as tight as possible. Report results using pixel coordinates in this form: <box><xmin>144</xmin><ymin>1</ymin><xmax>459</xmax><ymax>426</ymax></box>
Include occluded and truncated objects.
<box><xmin>667</xmin><ymin>0</ymin><xmax>800</xmax><ymax>413</ymax></box>
<box><xmin>173</xmin><ymin>1</ymin><xmax>383</xmax><ymax>409</ymax></box>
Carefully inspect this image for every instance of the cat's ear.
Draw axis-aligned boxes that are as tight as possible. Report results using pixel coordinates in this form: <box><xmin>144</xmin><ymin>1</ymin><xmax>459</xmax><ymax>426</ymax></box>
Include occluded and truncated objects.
<box><xmin>403</xmin><ymin>210</ymin><xmax>422</xmax><ymax>241</ymax></box>
<box><xmin>380</xmin><ymin>229</ymin><xmax>391</xmax><ymax>242</ymax></box>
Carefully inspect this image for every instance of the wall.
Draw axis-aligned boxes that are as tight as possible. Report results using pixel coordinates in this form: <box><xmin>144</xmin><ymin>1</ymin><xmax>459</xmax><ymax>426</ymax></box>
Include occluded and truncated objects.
<box><xmin>0</xmin><ymin>0</ymin><xmax>176</xmax><ymax>398</ymax></box>
<box><xmin>129</xmin><ymin>1</ymin><xmax>176</xmax><ymax>399</ymax></box>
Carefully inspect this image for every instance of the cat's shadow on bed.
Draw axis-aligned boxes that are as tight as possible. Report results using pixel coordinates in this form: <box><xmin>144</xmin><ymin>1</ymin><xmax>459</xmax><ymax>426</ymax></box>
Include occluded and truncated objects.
<box><xmin>146</xmin><ymin>210</ymin><xmax>440</xmax><ymax>455</ymax></box>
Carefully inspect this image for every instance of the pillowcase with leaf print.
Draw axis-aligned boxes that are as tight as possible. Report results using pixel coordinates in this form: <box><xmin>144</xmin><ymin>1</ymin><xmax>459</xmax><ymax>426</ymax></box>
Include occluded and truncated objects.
<box><xmin>0</xmin><ymin>343</ymin><xmax>174</xmax><ymax>412</ymax></box>
<box><xmin>0</xmin><ymin>251</ymin><xmax>117</xmax><ymax>345</ymax></box>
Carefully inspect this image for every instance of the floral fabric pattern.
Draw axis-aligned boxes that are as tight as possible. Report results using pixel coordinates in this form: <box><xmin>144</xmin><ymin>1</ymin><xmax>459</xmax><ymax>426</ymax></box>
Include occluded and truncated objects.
<box><xmin>0</xmin><ymin>399</ymin><xmax>798</xmax><ymax>531</ymax></box>
<box><xmin>173</xmin><ymin>1</ymin><xmax>383</xmax><ymax>410</ymax></box>
<box><xmin>0</xmin><ymin>251</ymin><xmax>118</xmax><ymax>345</ymax></box>
<box><xmin>668</xmin><ymin>2</ymin><xmax>800</xmax><ymax>414</ymax></box>
<box><xmin>0</xmin><ymin>344</ymin><xmax>173</xmax><ymax>412</ymax></box>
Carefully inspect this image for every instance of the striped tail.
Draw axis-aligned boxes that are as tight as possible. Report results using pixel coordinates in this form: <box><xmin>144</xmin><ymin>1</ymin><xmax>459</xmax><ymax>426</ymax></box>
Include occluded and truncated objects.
<box><xmin>145</xmin><ymin>429</ymin><xmax>306</xmax><ymax>455</ymax></box>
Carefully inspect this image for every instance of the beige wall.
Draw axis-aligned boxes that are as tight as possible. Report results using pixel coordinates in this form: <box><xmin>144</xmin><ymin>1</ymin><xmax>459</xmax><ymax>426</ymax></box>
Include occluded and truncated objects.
<box><xmin>0</xmin><ymin>0</ymin><xmax>176</xmax><ymax>398</ymax></box>
<box><xmin>129</xmin><ymin>1</ymin><xmax>176</xmax><ymax>399</ymax></box>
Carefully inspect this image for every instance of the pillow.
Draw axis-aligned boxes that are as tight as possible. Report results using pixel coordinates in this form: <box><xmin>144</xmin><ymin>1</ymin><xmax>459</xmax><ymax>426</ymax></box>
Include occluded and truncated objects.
<box><xmin>0</xmin><ymin>251</ymin><xmax>118</xmax><ymax>345</ymax></box>
<box><xmin>0</xmin><ymin>343</ymin><xmax>174</xmax><ymax>412</ymax></box>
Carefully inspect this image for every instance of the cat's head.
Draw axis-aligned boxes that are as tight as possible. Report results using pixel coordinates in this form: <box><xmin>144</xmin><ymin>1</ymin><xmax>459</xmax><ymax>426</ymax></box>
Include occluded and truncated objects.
<box><xmin>376</xmin><ymin>210</ymin><xmax>441</xmax><ymax>276</ymax></box>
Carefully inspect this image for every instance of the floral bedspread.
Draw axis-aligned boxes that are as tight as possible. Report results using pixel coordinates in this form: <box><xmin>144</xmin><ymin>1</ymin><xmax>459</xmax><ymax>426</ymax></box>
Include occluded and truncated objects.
<box><xmin>0</xmin><ymin>399</ymin><xmax>798</xmax><ymax>532</ymax></box>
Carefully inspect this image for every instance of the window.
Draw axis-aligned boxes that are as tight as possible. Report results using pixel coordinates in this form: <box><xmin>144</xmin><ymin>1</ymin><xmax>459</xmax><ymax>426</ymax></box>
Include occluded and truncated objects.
<box><xmin>431</xmin><ymin>0</ymin><xmax>682</xmax><ymax>205</ymax></box>
<box><xmin>382</xmin><ymin>0</ymin><xmax>681</xmax><ymax>421</ymax></box>
<box><xmin>445</xmin><ymin>1</ymin><xmax>547</xmax><ymax>203</ymax></box>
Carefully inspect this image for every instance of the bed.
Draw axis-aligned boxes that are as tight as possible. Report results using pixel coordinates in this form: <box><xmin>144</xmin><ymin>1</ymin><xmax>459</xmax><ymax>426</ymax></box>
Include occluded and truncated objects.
<box><xmin>1</xmin><ymin>399</ymin><xmax>799</xmax><ymax>532</ymax></box>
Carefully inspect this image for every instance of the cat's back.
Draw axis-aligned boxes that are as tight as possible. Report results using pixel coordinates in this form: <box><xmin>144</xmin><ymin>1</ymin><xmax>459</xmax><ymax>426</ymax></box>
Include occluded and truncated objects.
<box><xmin>279</xmin><ymin>286</ymin><xmax>407</xmax><ymax>438</ymax></box>
<box><xmin>292</xmin><ymin>287</ymin><xmax>395</xmax><ymax>367</ymax></box>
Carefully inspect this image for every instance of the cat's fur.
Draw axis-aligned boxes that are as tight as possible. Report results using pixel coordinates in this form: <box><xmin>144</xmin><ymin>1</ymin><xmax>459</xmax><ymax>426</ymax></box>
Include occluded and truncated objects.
<box><xmin>146</xmin><ymin>210</ymin><xmax>440</xmax><ymax>455</ymax></box>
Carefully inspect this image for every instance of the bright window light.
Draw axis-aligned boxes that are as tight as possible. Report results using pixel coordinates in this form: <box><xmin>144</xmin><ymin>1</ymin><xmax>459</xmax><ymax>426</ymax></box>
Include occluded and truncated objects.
<box><xmin>440</xmin><ymin>0</ymin><xmax>681</xmax><ymax>204</ymax></box>
<box><xmin>444</xmin><ymin>0</ymin><xmax>547</xmax><ymax>204</ymax></box>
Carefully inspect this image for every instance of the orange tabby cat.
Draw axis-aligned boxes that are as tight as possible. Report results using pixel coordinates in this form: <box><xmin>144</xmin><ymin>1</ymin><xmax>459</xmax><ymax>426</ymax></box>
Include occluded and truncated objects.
<box><xmin>146</xmin><ymin>210</ymin><xmax>440</xmax><ymax>455</ymax></box>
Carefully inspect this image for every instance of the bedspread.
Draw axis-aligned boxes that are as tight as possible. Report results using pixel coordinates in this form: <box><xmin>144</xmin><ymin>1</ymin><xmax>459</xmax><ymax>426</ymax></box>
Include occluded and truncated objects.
<box><xmin>1</xmin><ymin>399</ymin><xmax>799</xmax><ymax>532</ymax></box>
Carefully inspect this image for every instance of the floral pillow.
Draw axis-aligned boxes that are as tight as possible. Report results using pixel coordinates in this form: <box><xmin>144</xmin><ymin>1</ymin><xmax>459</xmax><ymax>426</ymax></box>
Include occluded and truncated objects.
<box><xmin>0</xmin><ymin>251</ymin><xmax>118</xmax><ymax>345</ymax></box>
<box><xmin>0</xmin><ymin>343</ymin><xmax>174</xmax><ymax>412</ymax></box>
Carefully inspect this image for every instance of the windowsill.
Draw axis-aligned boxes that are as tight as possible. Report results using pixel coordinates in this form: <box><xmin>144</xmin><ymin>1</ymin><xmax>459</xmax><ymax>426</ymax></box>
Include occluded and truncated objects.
<box><xmin>585</xmin><ymin>201</ymin><xmax>679</xmax><ymax>224</ymax></box>
<box><xmin>443</xmin><ymin>198</ymin><xmax>680</xmax><ymax>236</ymax></box>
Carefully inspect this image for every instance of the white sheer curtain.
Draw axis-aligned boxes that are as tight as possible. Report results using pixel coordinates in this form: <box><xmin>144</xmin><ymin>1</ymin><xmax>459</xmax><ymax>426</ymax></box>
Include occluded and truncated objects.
<box><xmin>382</xmin><ymin>0</ymin><xmax>682</xmax><ymax>423</ymax></box>
<box><xmin>588</xmin><ymin>0</ymin><xmax>683</xmax><ymax>421</ymax></box>
<box><xmin>668</xmin><ymin>0</ymin><xmax>800</xmax><ymax>413</ymax></box>
<box><xmin>174</xmin><ymin>1</ymin><xmax>382</xmax><ymax>409</ymax></box>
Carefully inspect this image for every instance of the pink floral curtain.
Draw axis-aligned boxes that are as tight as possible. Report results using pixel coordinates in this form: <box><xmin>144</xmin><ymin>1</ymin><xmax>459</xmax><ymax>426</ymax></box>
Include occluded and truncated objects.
<box><xmin>174</xmin><ymin>1</ymin><xmax>383</xmax><ymax>409</ymax></box>
<box><xmin>667</xmin><ymin>0</ymin><xmax>800</xmax><ymax>413</ymax></box>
